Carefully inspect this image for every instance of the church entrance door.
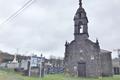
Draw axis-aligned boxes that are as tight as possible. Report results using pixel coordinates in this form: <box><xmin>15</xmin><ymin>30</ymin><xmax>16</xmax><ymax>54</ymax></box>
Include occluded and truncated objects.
<box><xmin>78</xmin><ymin>62</ymin><xmax>86</xmax><ymax>77</ymax></box>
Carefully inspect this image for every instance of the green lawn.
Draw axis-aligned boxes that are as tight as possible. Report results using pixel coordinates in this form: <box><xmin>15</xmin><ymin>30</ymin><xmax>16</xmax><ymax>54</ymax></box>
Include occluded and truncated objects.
<box><xmin>0</xmin><ymin>69</ymin><xmax>120</xmax><ymax>80</ymax></box>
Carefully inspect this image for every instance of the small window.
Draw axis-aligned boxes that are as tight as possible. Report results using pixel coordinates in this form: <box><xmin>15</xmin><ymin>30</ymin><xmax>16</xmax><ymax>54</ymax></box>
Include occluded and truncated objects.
<box><xmin>80</xmin><ymin>49</ymin><xmax>83</xmax><ymax>53</ymax></box>
<box><xmin>91</xmin><ymin>55</ymin><xmax>95</xmax><ymax>60</ymax></box>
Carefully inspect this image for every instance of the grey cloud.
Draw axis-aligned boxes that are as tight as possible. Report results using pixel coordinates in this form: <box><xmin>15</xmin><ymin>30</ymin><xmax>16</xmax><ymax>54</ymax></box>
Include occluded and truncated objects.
<box><xmin>0</xmin><ymin>0</ymin><xmax>120</xmax><ymax>58</ymax></box>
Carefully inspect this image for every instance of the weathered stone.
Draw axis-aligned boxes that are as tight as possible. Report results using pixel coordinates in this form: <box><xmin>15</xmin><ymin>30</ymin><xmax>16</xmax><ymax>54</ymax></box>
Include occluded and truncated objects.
<box><xmin>64</xmin><ymin>0</ymin><xmax>112</xmax><ymax>77</ymax></box>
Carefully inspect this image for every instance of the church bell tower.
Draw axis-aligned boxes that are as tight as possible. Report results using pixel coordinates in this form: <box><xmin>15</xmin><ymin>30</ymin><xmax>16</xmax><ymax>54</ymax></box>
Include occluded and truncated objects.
<box><xmin>74</xmin><ymin>0</ymin><xmax>89</xmax><ymax>40</ymax></box>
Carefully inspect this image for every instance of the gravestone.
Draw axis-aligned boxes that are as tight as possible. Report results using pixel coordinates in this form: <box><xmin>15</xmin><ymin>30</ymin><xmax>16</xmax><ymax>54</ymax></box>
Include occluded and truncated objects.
<box><xmin>24</xmin><ymin>55</ymin><xmax>45</xmax><ymax>77</ymax></box>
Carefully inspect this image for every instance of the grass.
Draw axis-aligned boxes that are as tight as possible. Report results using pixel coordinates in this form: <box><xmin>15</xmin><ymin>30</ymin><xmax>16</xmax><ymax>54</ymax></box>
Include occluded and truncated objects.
<box><xmin>0</xmin><ymin>68</ymin><xmax>120</xmax><ymax>80</ymax></box>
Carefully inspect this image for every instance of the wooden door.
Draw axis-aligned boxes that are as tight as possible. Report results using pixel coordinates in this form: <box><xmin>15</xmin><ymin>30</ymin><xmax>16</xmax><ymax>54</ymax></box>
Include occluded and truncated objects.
<box><xmin>78</xmin><ymin>62</ymin><xmax>86</xmax><ymax>77</ymax></box>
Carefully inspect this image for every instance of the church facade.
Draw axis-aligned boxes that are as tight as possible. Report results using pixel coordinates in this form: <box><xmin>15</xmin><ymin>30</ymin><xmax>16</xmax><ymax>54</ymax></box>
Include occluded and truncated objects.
<box><xmin>64</xmin><ymin>0</ymin><xmax>113</xmax><ymax>77</ymax></box>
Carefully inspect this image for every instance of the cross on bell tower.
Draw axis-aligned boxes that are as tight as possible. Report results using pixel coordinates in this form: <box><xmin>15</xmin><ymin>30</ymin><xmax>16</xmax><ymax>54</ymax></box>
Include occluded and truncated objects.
<box><xmin>79</xmin><ymin>0</ymin><xmax>82</xmax><ymax>7</ymax></box>
<box><xmin>74</xmin><ymin>0</ymin><xmax>89</xmax><ymax>38</ymax></box>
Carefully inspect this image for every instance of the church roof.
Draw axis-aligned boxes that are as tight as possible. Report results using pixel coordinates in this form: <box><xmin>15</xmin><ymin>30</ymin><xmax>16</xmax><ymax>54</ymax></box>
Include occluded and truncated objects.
<box><xmin>100</xmin><ymin>49</ymin><xmax>112</xmax><ymax>54</ymax></box>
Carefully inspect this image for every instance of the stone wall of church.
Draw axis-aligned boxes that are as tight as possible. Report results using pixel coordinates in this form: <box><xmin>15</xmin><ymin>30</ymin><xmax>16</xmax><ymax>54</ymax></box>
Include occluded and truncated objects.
<box><xmin>64</xmin><ymin>0</ymin><xmax>112</xmax><ymax>77</ymax></box>
<box><xmin>64</xmin><ymin>37</ymin><xmax>101</xmax><ymax>77</ymax></box>
<box><xmin>100</xmin><ymin>52</ymin><xmax>113</xmax><ymax>76</ymax></box>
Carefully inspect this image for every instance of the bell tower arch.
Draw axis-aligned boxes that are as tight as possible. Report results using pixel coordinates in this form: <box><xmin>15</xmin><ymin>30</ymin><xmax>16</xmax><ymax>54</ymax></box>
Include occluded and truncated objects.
<box><xmin>74</xmin><ymin>0</ymin><xmax>89</xmax><ymax>39</ymax></box>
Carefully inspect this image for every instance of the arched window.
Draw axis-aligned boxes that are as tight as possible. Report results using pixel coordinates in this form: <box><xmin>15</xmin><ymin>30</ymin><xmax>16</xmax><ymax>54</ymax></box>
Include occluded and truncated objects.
<box><xmin>80</xmin><ymin>25</ymin><xmax>83</xmax><ymax>33</ymax></box>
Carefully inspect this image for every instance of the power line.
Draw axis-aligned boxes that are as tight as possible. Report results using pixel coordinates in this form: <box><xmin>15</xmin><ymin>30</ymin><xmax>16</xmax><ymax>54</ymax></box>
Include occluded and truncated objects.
<box><xmin>0</xmin><ymin>0</ymin><xmax>36</xmax><ymax>26</ymax></box>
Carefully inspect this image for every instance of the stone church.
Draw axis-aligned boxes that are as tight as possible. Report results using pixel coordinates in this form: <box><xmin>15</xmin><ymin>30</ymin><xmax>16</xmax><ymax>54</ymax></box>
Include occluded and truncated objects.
<box><xmin>64</xmin><ymin>0</ymin><xmax>113</xmax><ymax>77</ymax></box>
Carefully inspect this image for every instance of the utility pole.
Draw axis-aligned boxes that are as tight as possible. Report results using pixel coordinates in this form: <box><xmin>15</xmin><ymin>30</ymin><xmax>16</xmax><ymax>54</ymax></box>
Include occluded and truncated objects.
<box><xmin>39</xmin><ymin>54</ymin><xmax>43</xmax><ymax>77</ymax></box>
<box><xmin>28</xmin><ymin>56</ymin><xmax>32</xmax><ymax>77</ymax></box>
<box><xmin>39</xmin><ymin>54</ymin><xmax>45</xmax><ymax>77</ymax></box>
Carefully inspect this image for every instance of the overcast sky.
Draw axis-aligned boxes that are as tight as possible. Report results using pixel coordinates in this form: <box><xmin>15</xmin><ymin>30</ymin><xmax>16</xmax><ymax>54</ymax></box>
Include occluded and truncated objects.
<box><xmin>0</xmin><ymin>0</ymin><xmax>120</xmax><ymax>58</ymax></box>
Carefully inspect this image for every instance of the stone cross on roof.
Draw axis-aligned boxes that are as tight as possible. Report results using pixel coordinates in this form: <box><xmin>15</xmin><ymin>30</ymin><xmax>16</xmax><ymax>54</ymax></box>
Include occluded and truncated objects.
<box><xmin>79</xmin><ymin>0</ymin><xmax>82</xmax><ymax>7</ymax></box>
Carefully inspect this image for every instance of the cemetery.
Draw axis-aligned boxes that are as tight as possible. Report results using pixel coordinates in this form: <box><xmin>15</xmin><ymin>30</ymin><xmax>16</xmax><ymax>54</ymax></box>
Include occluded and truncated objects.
<box><xmin>0</xmin><ymin>68</ymin><xmax>120</xmax><ymax>80</ymax></box>
<box><xmin>0</xmin><ymin>52</ymin><xmax>64</xmax><ymax>78</ymax></box>
<box><xmin>0</xmin><ymin>0</ymin><xmax>120</xmax><ymax>80</ymax></box>
<box><xmin>0</xmin><ymin>51</ymin><xmax>120</xmax><ymax>80</ymax></box>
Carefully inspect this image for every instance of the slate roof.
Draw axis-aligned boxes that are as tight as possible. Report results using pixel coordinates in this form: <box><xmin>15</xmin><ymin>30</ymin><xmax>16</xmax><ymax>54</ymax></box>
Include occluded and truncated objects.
<box><xmin>100</xmin><ymin>49</ymin><xmax>112</xmax><ymax>54</ymax></box>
